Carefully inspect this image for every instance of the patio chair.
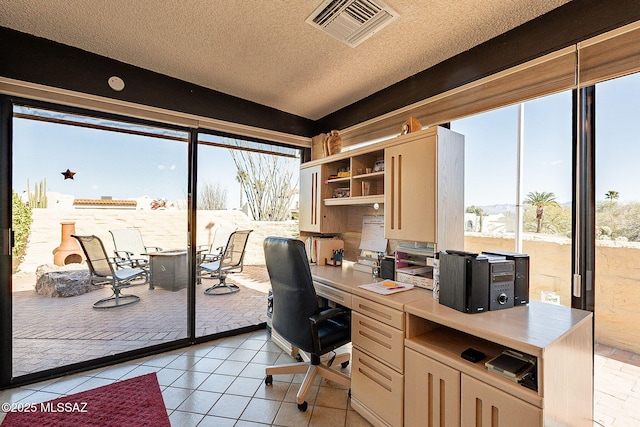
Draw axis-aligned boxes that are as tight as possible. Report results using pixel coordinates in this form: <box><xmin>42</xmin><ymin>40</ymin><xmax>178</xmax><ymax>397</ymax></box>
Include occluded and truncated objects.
<box><xmin>200</xmin><ymin>230</ymin><xmax>252</xmax><ymax>295</ymax></box>
<box><xmin>199</xmin><ymin>225</ymin><xmax>237</xmax><ymax>264</ymax></box>
<box><xmin>109</xmin><ymin>228</ymin><xmax>162</xmax><ymax>268</ymax></box>
<box><xmin>73</xmin><ymin>235</ymin><xmax>149</xmax><ymax>309</ymax></box>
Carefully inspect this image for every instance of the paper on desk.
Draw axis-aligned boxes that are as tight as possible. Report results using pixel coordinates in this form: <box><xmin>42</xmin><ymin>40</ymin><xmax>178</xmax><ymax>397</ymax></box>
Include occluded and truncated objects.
<box><xmin>359</xmin><ymin>215</ymin><xmax>387</xmax><ymax>253</ymax></box>
<box><xmin>359</xmin><ymin>281</ymin><xmax>414</xmax><ymax>295</ymax></box>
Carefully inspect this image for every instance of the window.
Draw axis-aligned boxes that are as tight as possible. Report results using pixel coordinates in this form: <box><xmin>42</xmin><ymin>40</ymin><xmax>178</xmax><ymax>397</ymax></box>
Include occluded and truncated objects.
<box><xmin>452</xmin><ymin>90</ymin><xmax>572</xmax><ymax>306</ymax></box>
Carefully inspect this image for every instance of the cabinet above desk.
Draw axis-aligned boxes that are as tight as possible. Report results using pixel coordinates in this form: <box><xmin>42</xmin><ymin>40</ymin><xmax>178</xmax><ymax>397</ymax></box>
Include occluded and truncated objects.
<box><xmin>300</xmin><ymin>126</ymin><xmax>464</xmax><ymax>253</ymax></box>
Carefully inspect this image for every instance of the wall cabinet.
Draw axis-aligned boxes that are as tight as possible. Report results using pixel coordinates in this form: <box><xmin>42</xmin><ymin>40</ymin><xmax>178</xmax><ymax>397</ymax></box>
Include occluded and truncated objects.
<box><xmin>385</xmin><ymin>137</ymin><xmax>435</xmax><ymax>241</ymax></box>
<box><xmin>300</xmin><ymin>127</ymin><xmax>464</xmax><ymax>251</ymax></box>
<box><xmin>384</xmin><ymin>127</ymin><xmax>464</xmax><ymax>250</ymax></box>
<box><xmin>299</xmin><ymin>165</ymin><xmax>345</xmax><ymax>233</ymax></box>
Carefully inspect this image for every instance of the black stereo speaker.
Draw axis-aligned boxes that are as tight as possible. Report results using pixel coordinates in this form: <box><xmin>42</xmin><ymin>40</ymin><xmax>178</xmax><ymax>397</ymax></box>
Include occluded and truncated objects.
<box><xmin>482</xmin><ymin>251</ymin><xmax>529</xmax><ymax>306</ymax></box>
<box><xmin>439</xmin><ymin>251</ymin><xmax>489</xmax><ymax>313</ymax></box>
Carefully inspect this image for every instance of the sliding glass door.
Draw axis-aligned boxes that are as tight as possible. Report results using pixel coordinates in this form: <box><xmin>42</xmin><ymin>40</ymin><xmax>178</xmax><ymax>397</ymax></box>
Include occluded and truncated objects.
<box><xmin>0</xmin><ymin>99</ymin><xmax>302</xmax><ymax>386</ymax></box>
<box><xmin>9</xmin><ymin>103</ymin><xmax>190</xmax><ymax>378</ymax></box>
<box><xmin>194</xmin><ymin>132</ymin><xmax>301</xmax><ymax>339</ymax></box>
<box><xmin>594</xmin><ymin>72</ymin><xmax>640</xmax><ymax>357</ymax></box>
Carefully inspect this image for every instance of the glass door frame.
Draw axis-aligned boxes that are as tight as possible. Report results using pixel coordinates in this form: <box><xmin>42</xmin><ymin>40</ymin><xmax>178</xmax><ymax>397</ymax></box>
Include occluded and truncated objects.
<box><xmin>572</xmin><ymin>87</ymin><xmax>596</xmax><ymax>312</ymax></box>
<box><xmin>1</xmin><ymin>96</ymin><xmax>13</xmax><ymax>387</ymax></box>
<box><xmin>0</xmin><ymin>96</ymin><xmax>266</xmax><ymax>388</ymax></box>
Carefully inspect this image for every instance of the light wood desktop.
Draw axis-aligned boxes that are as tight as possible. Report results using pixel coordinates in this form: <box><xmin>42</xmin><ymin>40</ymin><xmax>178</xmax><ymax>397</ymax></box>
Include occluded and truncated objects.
<box><xmin>310</xmin><ymin>262</ymin><xmax>593</xmax><ymax>427</ymax></box>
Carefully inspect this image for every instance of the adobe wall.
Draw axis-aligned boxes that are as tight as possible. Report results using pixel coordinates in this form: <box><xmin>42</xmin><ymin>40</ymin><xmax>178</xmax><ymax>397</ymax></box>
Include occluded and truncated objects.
<box><xmin>465</xmin><ymin>234</ymin><xmax>640</xmax><ymax>354</ymax></box>
<box><xmin>17</xmin><ymin>208</ymin><xmax>299</xmax><ymax>275</ymax></box>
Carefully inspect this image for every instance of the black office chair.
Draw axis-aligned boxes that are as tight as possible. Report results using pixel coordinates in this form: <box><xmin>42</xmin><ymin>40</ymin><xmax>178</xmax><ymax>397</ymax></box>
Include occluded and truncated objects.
<box><xmin>263</xmin><ymin>236</ymin><xmax>351</xmax><ymax>412</ymax></box>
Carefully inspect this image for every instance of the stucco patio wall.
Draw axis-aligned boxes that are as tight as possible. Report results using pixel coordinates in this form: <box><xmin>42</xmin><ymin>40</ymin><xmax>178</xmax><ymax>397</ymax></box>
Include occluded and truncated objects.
<box><xmin>17</xmin><ymin>208</ymin><xmax>298</xmax><ymax>276</ymax></box>
<box><xmin>465</xmin><ymin>234</ymin><xmax>640</xmax><ymax>354</ymax></box>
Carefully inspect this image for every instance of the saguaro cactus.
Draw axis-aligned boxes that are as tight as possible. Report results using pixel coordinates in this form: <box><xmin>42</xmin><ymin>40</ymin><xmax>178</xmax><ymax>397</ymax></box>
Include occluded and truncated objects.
<box><xmin>27</xmin><ymin>178</ymin><xmax>48</xmax><ymax>208</ymax></box>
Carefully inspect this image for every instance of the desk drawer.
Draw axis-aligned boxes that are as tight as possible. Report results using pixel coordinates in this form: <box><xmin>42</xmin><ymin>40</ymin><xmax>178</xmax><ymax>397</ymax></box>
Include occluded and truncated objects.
<box><xmin>352</xmin><ymin>295</ymin><xmax>404</xmax><ymax>329</ymax></box>
<box><xmin>352</xmin><ymin>347</ymin><xmax>403</xmax><ymax>427</ymax></box>
<box><xmin>313</xmin><ymin>281</ymin><xmax>352</xmax><ymax>308</ymax></box>
<box><xmin>352</xmin><ymin>312</ymin><xmax>404</xmax><ymax>371</ymax></box>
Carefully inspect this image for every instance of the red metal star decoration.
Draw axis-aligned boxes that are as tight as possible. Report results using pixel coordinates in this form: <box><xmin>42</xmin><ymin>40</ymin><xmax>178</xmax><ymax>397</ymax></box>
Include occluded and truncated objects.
<box><xmin>61</xmin><ymin>169</ymin><xmax>76</xmax><ymax>180</ymax></box>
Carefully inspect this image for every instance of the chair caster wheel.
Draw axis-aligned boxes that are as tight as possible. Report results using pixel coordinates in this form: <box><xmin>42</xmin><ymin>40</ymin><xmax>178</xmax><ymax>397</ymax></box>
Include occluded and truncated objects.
<box><xmin>295</xmin><ymin>354</ymin><xmax>303</xmax><ymax>362</ymax></box>
<box><xmin>341</xmin><ymin>361</ymin><xmax>350</xmax><ymax>369</ymax></box>
<box><xmin>265</xmin><ymin>375</ymin><xmax>273</xmax><ymax>385</ymax></box>
<box><xmin>297</xmin><ymin>401</ymin><xmax>308</xmax><ymax>412</ymax></box>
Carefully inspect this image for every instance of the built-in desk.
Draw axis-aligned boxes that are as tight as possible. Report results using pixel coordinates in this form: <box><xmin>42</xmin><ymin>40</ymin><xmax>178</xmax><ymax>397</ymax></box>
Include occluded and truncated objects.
<box><xmin>312</xmin><ymin>263</ymin><xmax>433</xmax><ymax>427</ymax></box>
<box><xmin>310</xmin><ymin>262</ymin><xmax>594</xmax><ymax>427</ymax></box>
<box><xmin>311</xmin><ymin>263</ymin><xmax>427</xmax><ymax>310</ymax></box>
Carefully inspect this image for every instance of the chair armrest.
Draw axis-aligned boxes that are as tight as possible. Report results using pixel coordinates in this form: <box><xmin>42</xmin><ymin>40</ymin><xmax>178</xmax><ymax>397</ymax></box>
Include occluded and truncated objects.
<box><xmin>114</xmin><ymin>250</ymin><xmax>134</xmax><ymax>259</ymax></box>
<box><xmin>309</xmin><ymin>307</ymin><xmax>350</xmax><ymax>326</ymax></box>
<box><xmin>309</xmin><ymin>307</ymin><xmax>351</xmax><ymax>355</ymax></box>
<box><xmin>201</xmin><ymin>254</ymin><xmax>221</xmax><ymax>263</ymax></box>
<box><xmin>145</xmin><ymin>246</ymin><xmax>163</xmax><ymax>252</ymax></box>
<box><xmin>113</xmin><ymin>253</ymin><xmax>147</xmax><ymax>269</ymax></box>
<box><xmin>109</xmin><ymin>256</ymin><xmax>126</xmax><ymax>267</ymax></box>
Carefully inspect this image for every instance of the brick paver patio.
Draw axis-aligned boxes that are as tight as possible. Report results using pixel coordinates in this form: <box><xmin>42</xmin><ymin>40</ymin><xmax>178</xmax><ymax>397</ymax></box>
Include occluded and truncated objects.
<box><xmin>11</xmin><ymin>265</ymin><xmax>271</xmax><ymax>376</ymax></box>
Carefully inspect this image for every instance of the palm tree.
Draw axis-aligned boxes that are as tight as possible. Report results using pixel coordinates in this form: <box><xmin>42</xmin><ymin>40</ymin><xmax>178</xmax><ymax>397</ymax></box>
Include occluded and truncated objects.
<box><xmin>605</xmin><ymin>190</ymin><xmax>619</xmax><ymax>202</ymax></box>
<box><xmin>525</xmin><ymin>191</ymin><xmax>559</xmax><ymax>233</ymax></box>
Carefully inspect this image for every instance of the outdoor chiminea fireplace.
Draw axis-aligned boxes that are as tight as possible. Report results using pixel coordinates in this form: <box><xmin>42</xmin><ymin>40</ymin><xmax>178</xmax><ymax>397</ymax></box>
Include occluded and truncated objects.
<box><xmin>53</xmin><ymin>221</ymin><xmax>85</xmax><ymax>266</ymax></box>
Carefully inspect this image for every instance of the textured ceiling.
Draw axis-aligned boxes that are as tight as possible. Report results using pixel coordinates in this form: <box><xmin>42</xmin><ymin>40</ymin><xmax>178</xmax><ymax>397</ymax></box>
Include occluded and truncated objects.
<box><xmin>0</xmin><ymin>0</ymin><xmax>571</xmax><ymax>120</ymax></box>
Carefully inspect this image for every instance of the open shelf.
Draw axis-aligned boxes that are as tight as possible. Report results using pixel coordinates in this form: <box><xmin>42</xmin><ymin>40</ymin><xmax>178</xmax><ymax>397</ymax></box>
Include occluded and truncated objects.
<box><xmin>326</xmin><ymin>176</ymin><xmax>350</xmax><ymax>183</ymax></box>
<box><xmin>324</xmin><ymin>195</ymin><xmax>384</xmax><ymax>206</ymax></box>
<box><xmin>405</xmin><ymin>324</ymin><xmax>542</xmax><ymax>407</ymax></box>
<box><xmin>352</xmin><ymin>171</ymin><xmax>384</xmax><ymax>180</ymax></box>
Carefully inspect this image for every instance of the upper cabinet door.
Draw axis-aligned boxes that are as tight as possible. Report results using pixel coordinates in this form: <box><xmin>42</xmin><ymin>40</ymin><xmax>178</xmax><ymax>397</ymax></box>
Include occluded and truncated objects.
<box><xmin>384</xmin><ymin>136</ymin><xmax>437</xmax><ymax>242</ymax></box>
<box><xmin>300</xmin><ymin>164</ymin><xmax>345</xmax><ymax>233</ymax></box>
<box><xmin>299</xmin><ymin>165</ymin><xmax>322</xmax><ymax>233</ymax></box>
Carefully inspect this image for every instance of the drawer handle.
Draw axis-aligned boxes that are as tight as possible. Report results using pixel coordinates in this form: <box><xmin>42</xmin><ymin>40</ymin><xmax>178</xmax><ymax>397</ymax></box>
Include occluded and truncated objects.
<box><xmin>358</xmin><ymin>357</ymin><xmax>392</xmax><ymax>391</ymax></box>
<box><xmin>359</xmin><ymin>319</ymin><xmax>392</xmax><ymax>338</ymax></box>
<box><xmin>358</xmin><ymin>303</ymin><xmax>393</xmax><ymax>321</ymax></box>
<box><xmin>358</xmin><ymin>367</ymin><xmax>392</xmax><ymax>392</ymax></box>
<box><xmin>359</xmin><ymin>356</ymin><xmax>392</xmax><ymax>381</ymax></box>
<box><xmin>358</xmin><ymin>330</ymin><xmax>392</xmax><ymax>350</ymax></box>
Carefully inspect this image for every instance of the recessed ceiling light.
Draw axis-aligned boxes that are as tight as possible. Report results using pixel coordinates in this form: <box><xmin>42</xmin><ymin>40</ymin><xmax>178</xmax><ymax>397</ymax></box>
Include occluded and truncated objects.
<box><xmin>108</xmin><ymin>76</ymin><xmax>125</xmax><ymax>91</ymax></box>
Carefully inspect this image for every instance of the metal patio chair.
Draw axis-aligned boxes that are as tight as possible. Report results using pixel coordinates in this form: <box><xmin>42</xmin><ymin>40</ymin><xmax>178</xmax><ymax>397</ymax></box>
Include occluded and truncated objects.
<box><xmin>200</xmin><ymin>230</ymin><xmax>252</xmax><ymax>295</ymax></box>
<box><xmin>198</xmin><ymin>225</ymin><xmax>237</xmax><ymax>264</ymax></box>
<box><xmin>109</xmin><ymin>228</ymin><xmax>162</xmax><ymax>269</ymax></box>
<box><xmin>73</xmin><ymin>235</ymin><xmax>149</xmax><ymax>309</ymax></box>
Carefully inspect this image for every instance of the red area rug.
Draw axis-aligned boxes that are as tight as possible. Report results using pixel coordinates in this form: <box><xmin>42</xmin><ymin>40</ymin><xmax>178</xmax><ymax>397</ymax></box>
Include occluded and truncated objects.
<box><xmin>1</xmin><ymin>372</ymin><xmax>170</xmax><ymax>427</ymax></box>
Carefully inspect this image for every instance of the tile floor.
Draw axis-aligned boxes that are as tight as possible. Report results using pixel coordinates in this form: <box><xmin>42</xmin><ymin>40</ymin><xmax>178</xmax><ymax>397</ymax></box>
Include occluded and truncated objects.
<box><xmin>0</xmin><ymin>329</ymin><xmax>372</xmax><ymax>427</ymax></box>
<box><xmin>1</xmin><ymin>328</ymin><xmax>640</xmax><ymax>426</ymax></box>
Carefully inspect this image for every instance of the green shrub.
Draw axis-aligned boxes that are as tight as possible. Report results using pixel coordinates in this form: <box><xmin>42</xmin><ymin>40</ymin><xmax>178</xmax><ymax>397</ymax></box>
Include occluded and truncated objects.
<box><xmin>11</xmin><ymin>191</ymin><xmax>32</xmax><ymax>271</ymax></box>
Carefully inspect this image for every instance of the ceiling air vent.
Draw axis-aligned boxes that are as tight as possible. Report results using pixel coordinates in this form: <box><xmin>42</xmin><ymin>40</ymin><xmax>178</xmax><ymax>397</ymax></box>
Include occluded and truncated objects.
<box><xmin>306</xmin><ymin>0</ymin><xmax>399</xmax><ymax>47</ymax></box>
